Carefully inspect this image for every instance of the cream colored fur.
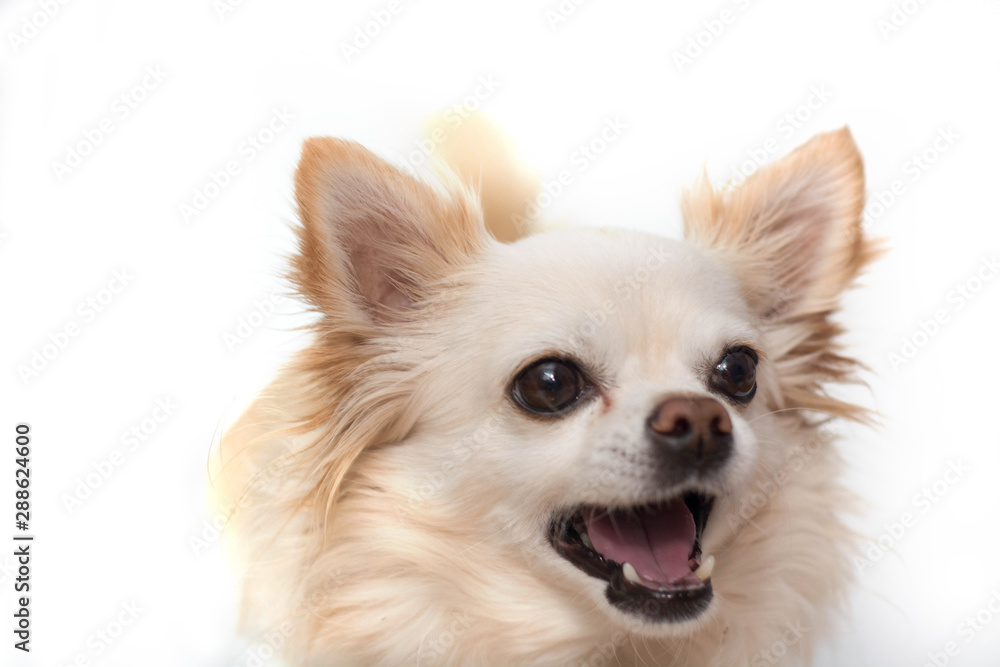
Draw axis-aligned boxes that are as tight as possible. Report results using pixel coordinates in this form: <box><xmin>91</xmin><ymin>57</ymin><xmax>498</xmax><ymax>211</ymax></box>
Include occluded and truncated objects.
<box><xmin>212</xmin><ymin>126</ymin><xmax>876</xmax><ymax>666</ymax></box>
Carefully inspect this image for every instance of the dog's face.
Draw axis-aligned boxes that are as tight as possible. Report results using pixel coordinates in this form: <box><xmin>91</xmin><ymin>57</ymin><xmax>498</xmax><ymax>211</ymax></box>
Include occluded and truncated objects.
<box><xmin>290</xmin><ymin>130</ymin><xmax>872</xmax><ymax>636</ymax></box>
<box><xmin>399</xmin><ymin>232</ymin><xmax>763</xmax><ymax>628</ymax></box>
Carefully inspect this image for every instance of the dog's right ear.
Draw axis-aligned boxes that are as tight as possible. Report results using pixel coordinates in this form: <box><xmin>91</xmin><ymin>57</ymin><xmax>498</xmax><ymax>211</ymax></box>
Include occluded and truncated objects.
<box><xmin>291</xmin><ymin>138</ymin><xmax>490</xmax><ymax>326</ymax></box>
<box><xmin>682</xmin><ymin>129</ymin><xmax>880</xmax><ymax>422</ymax></box>
<box><xmin>682</xmin><ymin>128</ymin><xmax>874</xmax><ymax>321</ymax></box>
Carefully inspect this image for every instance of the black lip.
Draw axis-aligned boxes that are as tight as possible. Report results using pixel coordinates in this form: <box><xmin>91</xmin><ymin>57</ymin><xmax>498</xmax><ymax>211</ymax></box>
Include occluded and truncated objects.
<box><xmin>548</xmin><ymin>492</ymin><xmax>715</xmax><ymax>623</ymax></box>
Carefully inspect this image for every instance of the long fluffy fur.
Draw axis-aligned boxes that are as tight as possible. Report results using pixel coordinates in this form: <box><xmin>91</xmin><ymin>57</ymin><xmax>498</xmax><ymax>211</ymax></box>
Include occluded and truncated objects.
<box><xmin>212</xmin><ymin>125</ymin><xmax>878</xmax><ymax>666</ymax></box>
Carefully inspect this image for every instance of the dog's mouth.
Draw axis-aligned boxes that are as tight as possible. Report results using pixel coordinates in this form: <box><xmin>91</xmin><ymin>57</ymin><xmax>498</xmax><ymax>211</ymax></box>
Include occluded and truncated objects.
<box><xmin>548</xmin><ymin>491</ymin><xmax>715</xmax><ymax>623</ymax></box>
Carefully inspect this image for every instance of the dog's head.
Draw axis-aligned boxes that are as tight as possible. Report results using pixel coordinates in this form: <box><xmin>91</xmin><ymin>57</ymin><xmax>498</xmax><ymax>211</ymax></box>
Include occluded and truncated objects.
<box><xmin>288</xmin><ymin>130</ymin><xmax>874</xmax><ymax>635</ymax></box>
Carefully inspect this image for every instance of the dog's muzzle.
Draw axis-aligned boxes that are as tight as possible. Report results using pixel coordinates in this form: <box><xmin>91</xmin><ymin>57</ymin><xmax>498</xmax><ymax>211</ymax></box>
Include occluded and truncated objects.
<box><xmin>546</xmin><ymin>395</ymin><xmax>735</xmax><ymax>623</ymax></box>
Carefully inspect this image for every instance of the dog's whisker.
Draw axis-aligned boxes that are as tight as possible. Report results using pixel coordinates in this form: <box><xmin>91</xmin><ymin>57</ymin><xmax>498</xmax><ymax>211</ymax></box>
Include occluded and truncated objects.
<box><xmin>747</xmin><ymin>406</ymin><xmax>821</xmax><ymax>423</ymax></box>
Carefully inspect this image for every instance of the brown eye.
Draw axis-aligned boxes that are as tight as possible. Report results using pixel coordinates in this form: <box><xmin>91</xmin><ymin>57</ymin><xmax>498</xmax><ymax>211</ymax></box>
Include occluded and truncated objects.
<box><xmin>512</xmin><ymin>359</ymin><xmax>587</xmax><ymax>415</ymax></box>
<box><xmin>712</xmin><ymin>348</ymin><xmax>758</xmax><ymax>402</ymax></box>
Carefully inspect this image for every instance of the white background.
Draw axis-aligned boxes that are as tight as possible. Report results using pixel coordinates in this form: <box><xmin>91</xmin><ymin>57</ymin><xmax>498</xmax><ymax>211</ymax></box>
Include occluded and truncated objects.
<box><xmin>2</xmin><ymin>0</ymin><xmax>1000</xmax><ymax>665</ymax></box>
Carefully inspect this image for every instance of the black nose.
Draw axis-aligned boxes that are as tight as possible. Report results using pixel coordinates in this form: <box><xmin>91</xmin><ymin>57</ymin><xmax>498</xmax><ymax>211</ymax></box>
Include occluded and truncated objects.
<box><xmin>646</xmin><ymin>396</ymin><xmax>733</xmax><ymax>472</ymax></box>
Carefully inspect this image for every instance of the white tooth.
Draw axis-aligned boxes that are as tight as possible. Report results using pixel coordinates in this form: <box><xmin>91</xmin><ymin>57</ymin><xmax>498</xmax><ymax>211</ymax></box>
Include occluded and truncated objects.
<box><xmin>693</xmin><ymin>554</ymin><xmax>715</xmax><ymax>581</ymax></box>
<box><xmin>622</xmin><ymin>562</ymin><xmax>641</xmax><ymax>584</ymax></box>
<box><xmin>580</xmin><ymin>530</ymin><xmax>594</xmax><ymax>550</ymax></box>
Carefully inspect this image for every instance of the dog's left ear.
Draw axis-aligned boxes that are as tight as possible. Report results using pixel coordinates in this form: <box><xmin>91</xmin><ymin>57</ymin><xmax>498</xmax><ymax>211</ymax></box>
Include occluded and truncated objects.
<box><xmin>682</xmin><ymin>128</ymin><xmax>877</xmax><ymax>321</ymax></box>
<box><xmin>683</xmin><ymin>128</ymin><xmax>880</xmax><ymax>420</ymax></box>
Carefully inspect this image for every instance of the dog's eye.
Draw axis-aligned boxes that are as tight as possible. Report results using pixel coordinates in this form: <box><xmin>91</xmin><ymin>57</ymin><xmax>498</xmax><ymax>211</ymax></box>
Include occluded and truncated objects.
<box><xmin>712</xmin><ymin>348</ymin><xmax>758</xmax><ymax>402</ymax></box>
<box><xmin>512</xmin><ymin>359</ymin><xmax>587</xmax><ymax>415</ymax></box>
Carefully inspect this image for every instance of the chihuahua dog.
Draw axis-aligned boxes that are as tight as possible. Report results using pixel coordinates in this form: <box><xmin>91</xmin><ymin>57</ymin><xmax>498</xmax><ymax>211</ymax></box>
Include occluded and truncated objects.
<box><xmin>214</xmin><ymin>125</ymin><xmax>877</xmax><ymax>666</ymax></box>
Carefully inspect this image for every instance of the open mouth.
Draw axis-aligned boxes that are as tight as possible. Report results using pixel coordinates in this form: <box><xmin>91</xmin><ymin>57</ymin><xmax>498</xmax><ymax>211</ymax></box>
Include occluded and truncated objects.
<box><xmin>548</xmin><ymin>492</ymin><xmax>715</xmax><ymax>623</ymax></box>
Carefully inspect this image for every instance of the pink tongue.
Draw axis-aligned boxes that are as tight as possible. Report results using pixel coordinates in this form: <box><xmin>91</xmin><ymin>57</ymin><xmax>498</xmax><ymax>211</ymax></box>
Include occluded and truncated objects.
<box><xmin>583</xmin><ymin>499</ymin><xmax>695</xmax><ymax>585</ymax></box>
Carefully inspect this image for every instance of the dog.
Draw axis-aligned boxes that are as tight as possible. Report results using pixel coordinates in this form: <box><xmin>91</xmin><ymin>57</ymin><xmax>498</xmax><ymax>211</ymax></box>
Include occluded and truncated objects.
<box><xmin>213</xmin><ymin>124</ymin><xmax>878</xmax><ymax>665</ymax></box>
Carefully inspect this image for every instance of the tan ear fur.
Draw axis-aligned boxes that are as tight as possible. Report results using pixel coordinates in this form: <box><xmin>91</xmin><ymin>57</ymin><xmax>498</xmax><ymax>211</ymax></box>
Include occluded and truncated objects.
<box><xmin>682</xmin><ymin>128</ymin><xmax>883</xmax><ymax>422</ymax></box>
<box><xmin>291</xmin><ymin>137</ymin><xmax>489</xmax><ymax>325</ymax></box>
